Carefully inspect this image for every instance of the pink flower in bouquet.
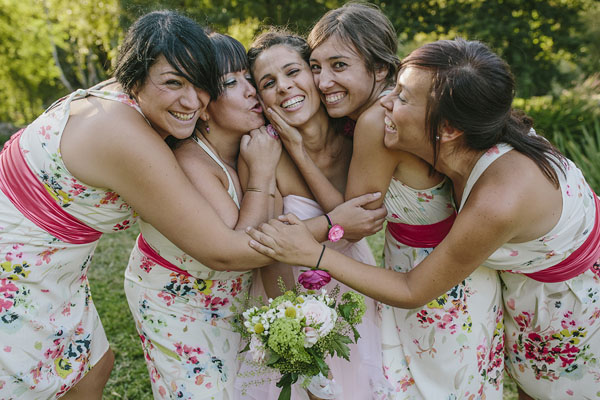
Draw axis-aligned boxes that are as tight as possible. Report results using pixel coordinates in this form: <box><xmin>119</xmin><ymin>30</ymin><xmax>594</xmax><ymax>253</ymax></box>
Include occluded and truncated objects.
<box><xmin>301</xmin><ymin>299</ymin><xmax>337</xmax><ymax>336</ymax></box>
<box><xmin>298</xmin><ymin>269</ymin><xmax>331</xmax><ymax>290</ymax></box>
<box><xmin>327</xmin><ymin>224</ymin><xmax>344</xmax><ymax>242</ymax></box>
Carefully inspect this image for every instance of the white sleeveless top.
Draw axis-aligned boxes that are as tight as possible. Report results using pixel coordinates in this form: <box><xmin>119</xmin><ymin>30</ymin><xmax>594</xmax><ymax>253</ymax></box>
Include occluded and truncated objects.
<box><xmin>458</xmin><ymin>143</ymin><xmax>595</xmax><ymax>273</ymax></box>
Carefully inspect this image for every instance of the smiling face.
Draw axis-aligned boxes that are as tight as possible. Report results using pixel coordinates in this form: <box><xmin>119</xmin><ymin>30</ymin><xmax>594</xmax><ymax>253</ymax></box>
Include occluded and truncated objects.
<box><xmin>134</xmin><ymin>55</ymin><xmax>211</xmax><ymax>140</ymax></box>
<box><xmin>309</xmin><ymin>35</ymin><xmax>377</xmax><ymax>120</ymax></box>
<box><xmin>381</xmin><ymin>66</ymin><xmax>433</xmax><ymax>158</ymax></box>
<box><xmin>207</xmin><ymin>70</ymin><xmax>264</xmax><ymax>134</ymax></box>
<box><xmin>252</xmin><ymin>45</ymin><xmax>321</xmax><ymax>128</ymax></box>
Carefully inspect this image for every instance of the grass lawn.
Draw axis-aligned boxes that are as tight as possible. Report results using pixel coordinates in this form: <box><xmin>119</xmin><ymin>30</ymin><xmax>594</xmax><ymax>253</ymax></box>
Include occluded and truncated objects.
<box><xmin>89</xmin><ymin>227</ymin><xmax>518</xmax><ymax>399</ymax></box>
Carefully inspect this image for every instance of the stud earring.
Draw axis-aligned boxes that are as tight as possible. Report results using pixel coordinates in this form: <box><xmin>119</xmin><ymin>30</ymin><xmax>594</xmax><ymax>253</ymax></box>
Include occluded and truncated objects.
<box><xmin>205</xmin><ymin>121</ymin><xmax>210</xmax><ymax>134</ymax></box>
<box><xmin>436</xmin><ymin>135</ymin><xmax>440</xmax><ymax>141</ymax></box>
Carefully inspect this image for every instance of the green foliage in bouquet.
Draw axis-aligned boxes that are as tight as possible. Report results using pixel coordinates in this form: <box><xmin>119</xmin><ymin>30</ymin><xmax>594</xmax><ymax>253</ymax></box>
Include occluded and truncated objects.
<box><xmin>234</xmin><ymin>280</ymin><xmax>366</xmax><ymax>400</ymax></box>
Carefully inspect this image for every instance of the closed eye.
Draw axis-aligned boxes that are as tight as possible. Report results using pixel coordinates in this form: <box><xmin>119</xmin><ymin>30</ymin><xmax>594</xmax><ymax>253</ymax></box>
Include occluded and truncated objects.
<box><xmin>261</xmin><ymin>79</ymin><xmax>275</xmax><ymax>90</ymax></box>
<box><xmin>165</xmin><ymin>79</ymin><xmax>183</xmax><ymax>87</ymax></box>
<box><xmin>287</xmin><ymin>68</ymin><xmax>300</xmax><ymax>76</ymax></box>
<box><xmin>224</xmin><ymin>78</ymin><xmax>237</xmax><ymax>88</ymax></box>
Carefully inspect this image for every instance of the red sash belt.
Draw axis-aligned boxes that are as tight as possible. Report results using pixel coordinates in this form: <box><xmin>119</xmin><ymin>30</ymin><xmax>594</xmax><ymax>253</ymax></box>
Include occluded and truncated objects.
<box><xmin>523</xmin><ymin>193</ymin><xmax>600</xmax><ymax>283</ymax></box>
<box><xmin>0</xmin><ymin>129</ymin><xmax>102</xmax><ymax>244</ymax></box>
<box><xmin>137</xmin><ymin>234</ymin><xmax>192</xmax><ymax>277</ymax></box>
<box><xmin>387</xmin><ymin>212</ymin><xmax>456</xmax><ymax>248</ymax></box>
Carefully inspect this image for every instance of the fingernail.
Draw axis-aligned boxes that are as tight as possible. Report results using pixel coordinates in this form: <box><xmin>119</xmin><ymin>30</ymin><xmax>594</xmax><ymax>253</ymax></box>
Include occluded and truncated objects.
<box><xmin>249</xmin><ymin>240</ymin><xmax>257</xmax><ymax>246</ymax></box>
<box><xmin>267</xmin><ymin>107</ymin><xmax>273</xmax><ymax>113</ymax></box>
<box><xmin>245</xmin><ymin>226</ymin><xmax>251</xmax><ymax>232</ymax></box>
<box><xmin>373</xmin><ymin>192</ymin><xmax>381</xmax><ymax>198</ymax></box>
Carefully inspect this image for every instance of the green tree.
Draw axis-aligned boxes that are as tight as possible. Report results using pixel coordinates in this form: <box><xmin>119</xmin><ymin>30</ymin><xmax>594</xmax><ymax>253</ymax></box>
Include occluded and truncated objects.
<box><xmin>1</xmin><ymin>0</ymin><xmax>598</xmax><ymax>125</ymax></box>
<box><xmin>377</xmin><ymin>0</ymin><xmax>594</xmax><ymax>97</ymax></box>
<box><xmin>0</xmin><ymin>0</ymin><xmax>121</xmax><ymax>125</ymax></box>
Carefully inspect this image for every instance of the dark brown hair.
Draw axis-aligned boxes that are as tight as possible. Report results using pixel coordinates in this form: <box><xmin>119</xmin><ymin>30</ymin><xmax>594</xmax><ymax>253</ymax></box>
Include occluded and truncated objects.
<box><xmin>403</xmin><ymin>38</ymin><xmax>565</xmax><ymax>186</ymax></box>
<box><xmin>114</xmin><ymin>10</ymin><xmax>220</xmax><ymax>100</ymax></box>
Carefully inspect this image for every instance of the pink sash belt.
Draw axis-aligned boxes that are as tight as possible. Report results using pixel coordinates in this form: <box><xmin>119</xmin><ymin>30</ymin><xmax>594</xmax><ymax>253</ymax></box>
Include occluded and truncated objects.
<box><xmin>387</xmin><ymin>212</ymin><xmax>457</xmax><ymax>248</ymax></box>
<box><xmin>523</xmin><ymin>193</ymin><xmax>600</xmax><ymax>283</ymax></box>
<box><xmin>137</xmin><ymin>234</ymin><xmax>192</xmax><ymax>277</ymax></box>
<box><xmin>0</xmin><ymin>129</ymin><xmax>102</xmax><ymax>244</ymax></box>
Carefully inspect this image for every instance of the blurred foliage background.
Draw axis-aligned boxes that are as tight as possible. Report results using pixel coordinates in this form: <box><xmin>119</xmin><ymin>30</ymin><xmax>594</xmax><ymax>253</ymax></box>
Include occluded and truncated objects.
<box><xmin>2</xmin><ymin>0</ymin><xmax>598</xmax><ymax>188</ymax></box>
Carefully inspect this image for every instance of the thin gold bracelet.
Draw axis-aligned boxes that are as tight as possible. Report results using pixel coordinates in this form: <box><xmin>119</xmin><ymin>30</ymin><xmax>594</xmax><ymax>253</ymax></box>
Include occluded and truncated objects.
<box><xmin>245</xmin><ymin>187</ymin><xmax>262</xmax><ymax>193</ymax></box>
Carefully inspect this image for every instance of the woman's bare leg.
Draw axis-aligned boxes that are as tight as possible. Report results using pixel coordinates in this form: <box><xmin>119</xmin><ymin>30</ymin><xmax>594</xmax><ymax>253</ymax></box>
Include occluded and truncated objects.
<box><xmin>61</xmin><ymin>348</ymin><xmax>115</xmax><ymax>400</ymax></box>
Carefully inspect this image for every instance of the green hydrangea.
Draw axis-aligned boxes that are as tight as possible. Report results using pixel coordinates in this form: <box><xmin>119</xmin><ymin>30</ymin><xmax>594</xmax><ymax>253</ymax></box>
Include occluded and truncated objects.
<box><xmin>270</xmin><ymin>291</ymin><xmax>297</xmax><ymax>308</ymax></box>
<box><xmin>268</xmin><ymin>318</ymin><xmax>311</xmax><ymax>364</ymax></box>
<box><xmin>338</xmin><ymin>292</ymin><xmax>366</xmax><ymax>325</ymax></box>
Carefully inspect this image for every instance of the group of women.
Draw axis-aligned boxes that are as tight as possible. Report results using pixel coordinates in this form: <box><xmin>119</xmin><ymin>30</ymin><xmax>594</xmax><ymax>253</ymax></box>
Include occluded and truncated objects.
<box><xmin>0</xmin><ymin>3</ymin><xmax>598</xmax><ymax>400</ymax></box>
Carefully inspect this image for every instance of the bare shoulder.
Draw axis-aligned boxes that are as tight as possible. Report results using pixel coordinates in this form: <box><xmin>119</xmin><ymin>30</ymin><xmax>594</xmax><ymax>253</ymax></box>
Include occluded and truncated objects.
<box><xmin>61</xmin><ymin>97</ymin><xmax>170</xmax><ymax>188</ymax></box>
<box><xmin>353</xmin><ymin>100</ymin><xmax>440</xmax><ymax>188</ymax></box>
<box><xmin>355</xmin><ymin>102</ymin><xmax>385</xmax><ymax>136</ymax></box>
<box><xmin>174</xmin><ymin>137</ymin><xmax>230</xmax><ymax>189</ymax></box>
<box><xmin>466</xmin><ymin>150</ymin><xmax>561</xmax><ymax>241</ymax></box>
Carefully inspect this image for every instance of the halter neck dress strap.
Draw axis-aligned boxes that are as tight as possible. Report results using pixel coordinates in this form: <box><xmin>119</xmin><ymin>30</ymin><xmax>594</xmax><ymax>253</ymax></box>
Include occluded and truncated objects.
<box><xmin>192</xmin><ymin>136</ymin><xmax>240</xmax><ymax>208</ymax></box>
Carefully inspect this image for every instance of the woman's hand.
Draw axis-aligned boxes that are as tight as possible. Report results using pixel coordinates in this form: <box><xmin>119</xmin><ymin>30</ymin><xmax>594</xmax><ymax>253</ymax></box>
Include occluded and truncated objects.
<box><xmin>328</xmin><ymin>192</ymin><xmax>387</xmax><ymax>241</ymax></box>
<box><xmin>264</xmin><ymin>105</ymin><xmax>304</xmax><ymax>154</ymax></box>
<box><xmin>240</xmin><ymin>125</ymin><xmax>282</xmax><ymax>177</ymax></box>
<box><xmin>247</xmin><ymin>213</ymin><xmax>324</xmax><ymax>267</ymax></box>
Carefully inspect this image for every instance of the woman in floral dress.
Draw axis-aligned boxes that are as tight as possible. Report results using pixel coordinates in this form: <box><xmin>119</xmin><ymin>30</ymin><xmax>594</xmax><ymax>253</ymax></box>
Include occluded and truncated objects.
<box><xmin>246</xmin><ymin>38</ymin><xmax>600</xmax><ymax>400</ymax></box>
<box><xmin>0</xmin><ymin>11</ymin><xmax>291</xmax><ymax>399</ymax></box>
<box><xmin>123</xmin><ymin>33</ymin><xmax>282</xmax><ymax>399</ymax></box>
<box><xmin>306</xmin><ymin>4</ymin><xmax>504</xmax><ymax>398</ymax></box>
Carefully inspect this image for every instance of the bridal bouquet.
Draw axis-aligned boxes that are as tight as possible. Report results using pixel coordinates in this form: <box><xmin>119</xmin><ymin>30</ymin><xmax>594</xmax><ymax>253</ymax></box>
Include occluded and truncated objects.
<box><xmin>237</xmin><ymin>285</ymin><xmax>366</xmax><ymax>400</ymax></box>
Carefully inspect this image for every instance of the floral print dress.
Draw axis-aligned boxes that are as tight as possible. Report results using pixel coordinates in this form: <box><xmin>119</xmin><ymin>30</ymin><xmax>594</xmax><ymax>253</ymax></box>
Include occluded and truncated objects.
<box><xmin>124</xmin><ymin>137</ymin><xmax>251</xmax><ymax>400</ymax></box>
<box><xmin>0</xmin><ymin>89</ymin><xmax>138</xmax><ymax>398</ymax></box>
<box><xmin>460</xmin><ymin>143</ymin><xmax>600</xmax><ymax>399</ymax></box>
<box><xmin>379</xmin><ymin>178</ymin><xmax>505</xmax><ymax>400</ymax></box>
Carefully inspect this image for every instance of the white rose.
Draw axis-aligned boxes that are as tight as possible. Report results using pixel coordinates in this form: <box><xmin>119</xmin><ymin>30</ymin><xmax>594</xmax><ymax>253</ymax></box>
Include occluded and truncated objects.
<box><xmin>249</xmin><ymin>335</ymin><xmax>267</xmax><ymax>363</ymax></box>
<box><xmin>301</xmin><ymin>299</ymin><xmax>337</xmax><ymax>336</ymax></box>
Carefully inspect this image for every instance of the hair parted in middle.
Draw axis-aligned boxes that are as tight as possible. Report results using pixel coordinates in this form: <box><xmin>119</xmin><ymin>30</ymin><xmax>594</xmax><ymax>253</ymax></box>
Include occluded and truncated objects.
<box><xmin>307</xmin><ymin>2</ymin><xmax>400</xmax><ymax>85</ymax></box>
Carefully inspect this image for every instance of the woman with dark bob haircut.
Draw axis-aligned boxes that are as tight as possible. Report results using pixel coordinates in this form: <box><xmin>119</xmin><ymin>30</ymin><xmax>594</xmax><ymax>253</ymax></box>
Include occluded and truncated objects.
<box><xmin>0</xmin><ymin>10</ymin><xmax>383</xmax><ymax>398</ymax></box>
<box><xmin>246</xmin><ymin>38</ymin><xmax>600</xmax><ymax>400</ymax></box>
<box><xmin>124</xmin><ymin>32</ymin><xmax>281</xmax><ymax>399</ymax></box>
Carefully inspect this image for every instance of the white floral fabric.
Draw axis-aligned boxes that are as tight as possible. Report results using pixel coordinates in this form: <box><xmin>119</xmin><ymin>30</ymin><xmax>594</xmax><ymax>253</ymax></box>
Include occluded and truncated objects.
<box><xmin>379</xmin><ymin>177</ymin><xmax>505</xmax><ymax>399</ymax></box>
<box><xmin>0</xmin><ymin>88</ymin><xmax>139</xmax><ymax>397</ymax></box>
<box><xmin>124</xmin><ymin>137</ymin><xmax>250</xmax><ymax>399</ymax></box>
<box><xmin>460</xmin><ymin>143</ymin><xmax>600</xmax><ymax>399</ymax></box>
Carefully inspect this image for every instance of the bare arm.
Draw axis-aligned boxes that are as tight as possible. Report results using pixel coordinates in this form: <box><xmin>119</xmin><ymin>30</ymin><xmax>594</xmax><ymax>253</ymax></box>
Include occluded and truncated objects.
<box><xmin>235</xmin><ymin>127</ymin><xmax>281</xmax><ymax>229</ymax></box>
<box><xmin>61</xmin><ymin>100</ymin><xmax>273</xmax><ymax>271</ymax></box>
<box><xmin>345</xmin><ymin>106</ymin><xmax>402</xmax><ymax>209</ymax></box>
<box><xmin>246</xmin><ymin>175</ymin><xmax>528</xmax><ymax>307</ymax></box>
